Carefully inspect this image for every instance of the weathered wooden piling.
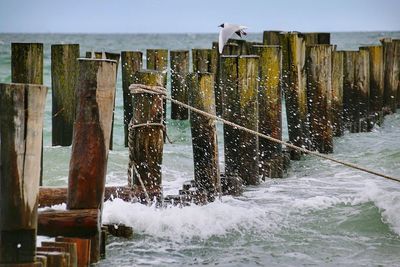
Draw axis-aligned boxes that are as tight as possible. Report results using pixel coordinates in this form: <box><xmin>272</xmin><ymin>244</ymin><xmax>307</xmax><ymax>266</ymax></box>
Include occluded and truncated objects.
<box><xmin>11</xmin><ymin>43</ymin><xmax>43</xmax><ymax>84</ymax></box>
<box><xmin>227</xmin><ymin>39</ymin><xmax>249</xmax><ymax>55</ymax></box>
<box><xmin>128</xmin><ymin>70</ymin><xmax>165</xmax><ymax>196</ymax></box>
<box><xmin>85</xmin><ymin>52</ymin><xmax>120</xmax><ymax>150</ymax></box>
<box><xmin>354</xmin><ymin>49</ymin><xmax>370</xmax><ymax>132</ymax></box>
<box><xmin>170</xmin><ymin>50</ymin><xmax>189</xmax><ymax>120</ymax></box>
<box><xmin>220</xmin><ymin>55</ymin><xmax>259</xmax><ymax>185</ymax></box>
<box><xmin>263</xmin><ymin>30</ymin><xmax>282</xmax><ymax>45</ymax></box>
<box><xmin>306</xmin><ymin>45</ymin><xmax>333</xmax><ymax>153</ymax></box>
<box><xmin>11</xmin><ymin>42</ymin><xmax>44</xmax><ymax>186</ymax></box>
<box><xmin>212</xmin><ymin>41</ymin><xmax>240</xmax><ymax>117</ymax></box>
<box><xmin>67</xmin><ymin>58</ymin><xmax>117</xmax><ymax>263</ymax></box>
<box><xmin>331</xmin><ymin>50</ymin><xmax>344</xmax><ymax>136</ymax></box>
<box><xmin>192</xmin><ymin>48</ymin><xmax>218</xmax><ymax>74</ymax></box>
<box><xmin>121</xmin><ymin>51</ymin><xmax>143</xmax><ymax>147</ymax></box>
<box><xmin>359</xmin><ymin>46</ymin><xmax>384</xmax><ymax>114</ymax></box>
<box><xmin>0</xmin><ymin>83</ymin><xmax>47</xmax><ymax>264</ymax></box>
<box><xmin>55</xmin><ymin>237</ymin><xmax>90</xmax><ymax>267</ymax></box>
<box><xmin>252</xmin><ymin>45</ymin><xmax>283</xmax><ymax>178</ymax></box>
<box><xmin>342</xmin><ymin>51</ymin><xmax>357</xmax><ymax>129</ymax></box>
<box><xmin>392</xmin><ymin>40</ymin><xmax>400</xmax><ymax>109</ymax></box>
<box><xmin>280</xmin><ymin>32</ymin><xmax>308</xmax><ymax>159</ymax></box>
<box><xmin>51</xmin><ymin>44</ymin><xmax>80</xmax><ymax>146</ymax></box>
<box><xmin>41</xmin><ymin>241</ymin><xmax>78</xmax><ymax>267</ymax></box>
<box><xmin>303</xmin><ymin>32</ymin><xmax>331</xmax><ymax>45</ymax></box>
<box><xmin>187</xmin><ymin>73</ymin><xmax>220</xmax><ymax>197</ymax></box>
<box><xmin>381</xmin><ymin>38</ymin><xmax>397</xmax><ymax>113</ymax></box>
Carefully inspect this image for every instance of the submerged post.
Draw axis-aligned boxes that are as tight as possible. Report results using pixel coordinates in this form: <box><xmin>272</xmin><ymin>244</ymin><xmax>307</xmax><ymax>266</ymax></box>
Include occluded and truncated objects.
<box><xmin>121</xmin><ymin>51</ymin><xmax>143</xmax><ymax>147</ymax></box>
<box><xmin>67</xmin><ymin>58</ymin><xmax>117</xmax><ymax>263</ymax></box>
<box><xmin>252</xmin><ymin>45</ymin><xmax>283</xmax><ymax>178</ymax></box>
<box><xmin>51</xmin><ymin>44</ymin><xmax>80</xmax><ymax>146</ymax></box>
<box><xmin>0</xmin><ymin>83</ymin><xmax>47</xmax><ymax>264</ymax></box>
<box><xmin>306</xmin><ymin>44</ymin><xmax>333</xmax><ymax>153</ymax></box>
<box><xmin>188</xmin><ymin>73</ymin><xmax>220</xmax><ymax>198</ymax></box>
<box><xmin>170</xmin><ymin>50</ymin><xmax>189</xmax><ymax>120</ymax></box>
<box><xmin>331</xmin><ymin>50</ymin><xmax>344</xmax><ymax>136</ymax></box>
<box><xmin>128</xmin><ymin>70</ymin><xmax>165</xmax><ymax>199</ymax></box>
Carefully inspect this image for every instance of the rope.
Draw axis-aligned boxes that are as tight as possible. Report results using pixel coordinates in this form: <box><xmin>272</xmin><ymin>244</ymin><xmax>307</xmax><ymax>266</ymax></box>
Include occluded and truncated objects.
<box><xmin>130</xmin><ymin>84</ymin><xmax>400</xmax><ymax>184</ymax></box>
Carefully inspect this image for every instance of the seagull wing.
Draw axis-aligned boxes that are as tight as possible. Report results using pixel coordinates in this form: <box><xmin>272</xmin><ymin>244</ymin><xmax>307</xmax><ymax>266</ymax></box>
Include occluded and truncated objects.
<box><xmin>219</xmin><ymin>25</ymin><xmax>237</xmax><ymax>53</ymax></box>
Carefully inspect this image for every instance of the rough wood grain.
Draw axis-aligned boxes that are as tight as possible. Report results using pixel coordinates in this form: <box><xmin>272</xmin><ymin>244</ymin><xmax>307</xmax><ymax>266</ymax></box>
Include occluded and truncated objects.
<box><xmin>170</xmin><ymin>50</ymin><xmax>189</xmax><ymax>120</ymax></box>
<box><xmin>51</xmin><ymin>44</ymin><xmax>80</xmax><ymax>146</ymax></box>
<box><xmin>331</xmin><ymin>50</ymin><xmax>344</xmax><ymax>136</ymax></box>
<box><xmin>0</xmin><ymin>83</ymin><xmax>47</xmax><ymax>264</ymax></box>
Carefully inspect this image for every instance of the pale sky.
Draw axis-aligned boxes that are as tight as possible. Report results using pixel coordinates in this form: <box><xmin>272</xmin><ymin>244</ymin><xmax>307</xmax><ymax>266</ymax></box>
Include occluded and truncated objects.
<box><xmin>0</xmin><ymin>0</ymin><xmax>399</xmax><ymax>33</ymax></box>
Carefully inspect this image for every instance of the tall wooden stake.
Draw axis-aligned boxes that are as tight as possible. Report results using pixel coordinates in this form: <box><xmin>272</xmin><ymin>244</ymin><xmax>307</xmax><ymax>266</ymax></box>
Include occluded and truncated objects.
<box><xmin>0</xmin><ymin>83</ymin><xmax>47</xmax><ymax>264</ymax></box>
<box><xmin>188</xmin><ymin>73</ymin><xmax>220</xmax><ymax>198</ymax></box>
<box><xmin>121</xmin><ymin>51</ymin><xmax>143</xmax><ymax>147</ymax></box>
<box><xmin>170</xmin><ymin>50</ymin><xmax>189</xmax><ymax>120</ymax></box>
<box><xmin>252</xmin><ymin>45</ymin><xmax>283</xmax><ymax>178</ymax></box>
<box><xmin>51</xmin><ymin>44</ymin><xmax>80</xmax><ymax>146</ymax></box>
<box><xmin>67</xmin><ymin>58</ymin><xmax>117</xmax><ymax>263</ymax></box>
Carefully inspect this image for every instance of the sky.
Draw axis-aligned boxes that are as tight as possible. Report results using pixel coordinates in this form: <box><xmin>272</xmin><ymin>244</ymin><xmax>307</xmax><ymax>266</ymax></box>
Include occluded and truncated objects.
<box><xmin>0</xmin><ymin>0</ymin><xmax>399</xmax><ymax>33</ymax></box>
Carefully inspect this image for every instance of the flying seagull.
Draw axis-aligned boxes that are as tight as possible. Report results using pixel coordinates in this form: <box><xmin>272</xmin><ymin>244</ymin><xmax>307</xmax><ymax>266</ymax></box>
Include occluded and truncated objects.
<box><xmin>218</xmin><ymin>23</ymin><xmax>248</xmax><ymax>53</ymax></box>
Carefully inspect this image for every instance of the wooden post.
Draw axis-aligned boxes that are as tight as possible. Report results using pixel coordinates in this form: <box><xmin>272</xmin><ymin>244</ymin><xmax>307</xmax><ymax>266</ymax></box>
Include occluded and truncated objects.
<box><xmin>188</xmin><ymin>73</ymin><xmax>220</xmax><ymax>198</ymax></box>
<box><xmin>213</xmin><ymin>41</ymin><xmax>240</xmax><ymax>117</ymax></box>
<box><xmin>263</xmin><ymin>31</ymin><xmax>282</xmax><ymax>45</ymax></box>
<box><xmin>67</xmin><ymin>58</ymin><xmax>116</xmax><ymax>263</ymax></box>
<box><xmin>342</xmin><ymin>51</ymin><xmax>356</xmax><ymax>130</ymax></box>
<box><xmin>121</xmin><ymin>51</ymin><xmax>143</xmax><ymax>147</ymax></box>
<box><xmin>354</xmin><ymin>49</ymin><xmax>370</xmax><ymax>132</ymax></box>
<box><xmin>227</xmin><ymin>39</ymin><xmax>249</xmax><ymax>55</ymax></box>
<box><xmin>306</xmin><ymin>44</ymin><xmax>333</xmax><ymax>153</ymax></box>
<box><xmin>360</xmin><ymin>46</ymin><xmax>384</xmax><ymax>115</ymax></box>
<box><xmin>393</xmin><ymin>40</ymin><xmax>400</xmax><ymax>109</ymax></box>
<box><xmin>220</xmin><ymin>55</ymin><xmax>240</xmax><ymax>178</ymax></box>
<box><xmin>11</xmin><ymin>43</ymin><xmax>43</xmax><ymax>84</ymax></box>
<box><xmin>85</xmin><ymin>51</ymin><xmax>120</xmax><ymax>150</ymax></box>
<box><xmin>381</xmin><ymin>38</ymin><xmax>397</xmax><ymax>113</ymax></box>
<box><xmin>55</xmin><ymin>238</ymin><xmax>90</xmax><ymax>267</ymax></box>
<box><xmin>41</xmin><ymin>241</ymin><xmax>78</xmax><ymax>267</ymax></box>
<box><xmin>331</xmin><ymin>50</ymin><xmax>344</xmax><ymax>136</ymax></box>
<box><xmin>252</xmin><ymin>45</ymin><xmax>283</xmax><ymax>178</ymax></box>
<box><xmin>220</xmin><ymin>55</ymin><xmax>259</xmax><ymax>185</ymax></box>
<box><xmin>11</xmin><ymin>42</ymin><xmax>44</xmax><ymax>186</ymax></box>
<box><xmin>51</xmin><ymin>44</ymin><xmax>80</xmax><ymax>146</ymax></box>
<box><xmin>128</xmin><ymin>70</ymin><xmax>165</xmax><ymax>196</ymax></box>
<box><xmin>170</xmin><ymin>50</ymin><xmax>189</xmax><ymax>120</ymax></box>
<box><xmin>0</xmin><ymin>83</ymin><xmax>47</xmax><ymax>264</ymax></box>
<box><xmin>192</xmin><ymin>48</ymin><xmax>218</xmax><ymax>74</ymax></box>
<box><xmin>280</xmin><ymin>32</ymin><xmax>308</xmax><ymax>159</ymax></box>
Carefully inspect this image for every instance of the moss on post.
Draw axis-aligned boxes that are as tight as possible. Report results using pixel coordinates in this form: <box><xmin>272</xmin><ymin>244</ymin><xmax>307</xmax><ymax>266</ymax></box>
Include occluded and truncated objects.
<box><xmin>263</xmin><ymin>30</ymin><xmax>282</xmax><ymax>45</ymax></box>
<box><xmin>306</xmin><ymin>45</ymin><xmax>333</xmax><ymax>153</ymax></box>
<box><xmin>51</xmin><ymin>44</ymin><xmax>80</xmax><ymax>146</ymax></box>
<box><xmin>170</xmin><ymin>50</ymin><xmax>189</xmax><ymax>120</ymax></box>
<box><xmin>331</xmin><ymin>50</ymin><xmax>344</xmax><ymax>136</ymax></box>
<box><xmin>188</xmin><ymin>73</ymin><xmax>220</xmax><ymax>198</ymax></box>
<box><xmin>252</xmin><ymin>45</ymin><xmax>283</xmax><ymax>178</ymax></box>
<box><xmin>129</xmin><ymin>70</ymin><xmax>165</xmax><ymax>194</ymax></box>
<box><xmin>121</xmin><ymin>51</ymin><xmax>143</xmax><ymax>147</ymax></box>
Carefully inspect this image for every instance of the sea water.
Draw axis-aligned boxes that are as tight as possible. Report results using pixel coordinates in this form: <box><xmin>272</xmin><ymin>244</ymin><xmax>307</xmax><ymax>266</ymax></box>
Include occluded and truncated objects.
<box><xmin>1</xmin><ymin>32</ymin><xmax>400</xmax><ymax>266</ymax></box>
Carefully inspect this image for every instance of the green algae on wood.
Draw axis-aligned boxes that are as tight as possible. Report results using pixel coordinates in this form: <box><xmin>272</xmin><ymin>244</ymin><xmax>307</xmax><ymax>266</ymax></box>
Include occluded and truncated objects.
<box><xmin>170</xmin><ymin>50</ymin><xmax>190</xmax><ymax>120</ymax></box>
<box><xmin>51</xmin><ymin>44</ymin><xmax>80</xmax><ymax>147</ymax></box>
<box><xmin>252</xmin><ymin>45</ymin><xmax>283</xmax><ymax>178</ymax></box>
<box><xmin>121</xmin><ymin>51</ymin><xmax>143</xmax><ymax>147</ymax></box>
<box><xmin>188</xmin><ymin>73</ymin><xmax>220</xmax><ymax>198</ymax></box>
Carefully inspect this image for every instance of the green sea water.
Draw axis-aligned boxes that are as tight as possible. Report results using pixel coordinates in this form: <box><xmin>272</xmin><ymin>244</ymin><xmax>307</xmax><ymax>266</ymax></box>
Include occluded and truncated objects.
<box><xmin>1</xmin><ymin>32</ymin><xmax>400</xmax><ymax>266</ymax></box>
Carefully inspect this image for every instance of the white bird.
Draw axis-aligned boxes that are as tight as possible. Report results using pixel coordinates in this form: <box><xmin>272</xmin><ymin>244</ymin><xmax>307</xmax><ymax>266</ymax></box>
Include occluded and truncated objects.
<box><xmin>218</xmin><ymin>23</ymin><xmax>248</xmax><ymax>53</ymax></box>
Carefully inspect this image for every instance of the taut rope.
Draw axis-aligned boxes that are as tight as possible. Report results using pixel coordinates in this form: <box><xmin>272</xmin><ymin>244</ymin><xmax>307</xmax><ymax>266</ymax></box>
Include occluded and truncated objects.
<box><xmin>130</xmin><ymin>84</ymin><xmax>400</xmax><ymax>184</ymax></box>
